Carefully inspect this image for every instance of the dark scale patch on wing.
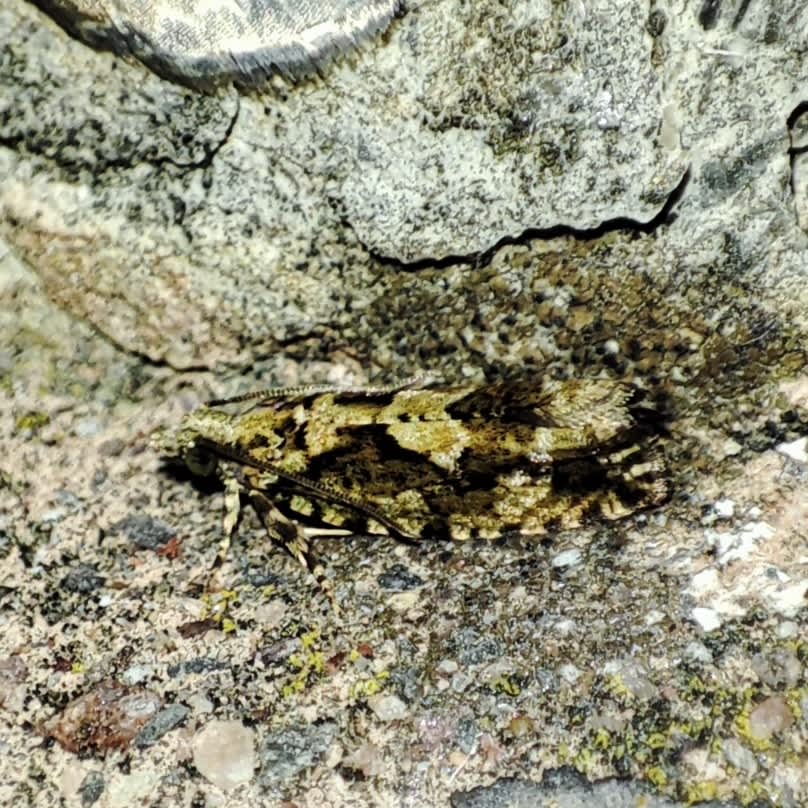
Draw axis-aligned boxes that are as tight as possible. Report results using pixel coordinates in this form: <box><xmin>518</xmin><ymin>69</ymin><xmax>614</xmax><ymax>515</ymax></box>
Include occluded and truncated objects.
<box><xmin>290</xmin><ymin>421</ymin><xmax>310</xmax><ymax>451</ymax></box>
<box><xmin>329</xmin><ymin>390</ymin><xmax>401</xmax><ymax>408</ymax></box>
<box><xmin>610</xmin><ymin>448</ymin><xmax>669</xmax><ymax>509</ymax></box>
<box><xmin>305</xmin><ymin>426</ymin><xmax>456</xmax><ymax>493</ymax></box>
<box><xmin>243</xmin><ymin>432</ymin><xmax>274</xmax><ymax>451</ymax></box>
<box><xmin>445</xmin><ymin>381</ymin><xmax>560</xmax><ymax>426</ymax></box>
<box><xmin>266</xmin><ymin>425</ymin><xmax>509</xmax><ymax>538</ymax></box>
<box><xmin>551</xmin><ymin>456</ymin><xmax>610</xmax><ymax>495</ymax></box>
<box><xmin>292</xmin><ymin>426</ymin><xmax>664</xmax><ymax>540</ymax></box>
<box><xmin>625</xmin><ymin>389</ymin><xmax>670</xmax><ymax>432</ymax></box>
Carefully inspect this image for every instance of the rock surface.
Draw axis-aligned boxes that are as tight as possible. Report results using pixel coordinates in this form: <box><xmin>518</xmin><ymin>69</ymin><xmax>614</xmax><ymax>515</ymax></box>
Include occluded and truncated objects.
<box><xmin>31</xmin><ymin>0</ymin><xmax>402</xmax><ymax>84</ymax></box>
<box><xmin>1</xmin><ymin>1</ymin><xmax>807</xmax><ymax>807</ymax></box>
<box><xmin>450</xmin><ymin>770</ymin><xmax>740</xmax><ymax>808</ymax></box>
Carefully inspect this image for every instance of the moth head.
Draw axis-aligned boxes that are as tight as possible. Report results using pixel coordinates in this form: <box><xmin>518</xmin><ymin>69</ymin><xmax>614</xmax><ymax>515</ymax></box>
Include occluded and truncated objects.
<box><xmin>150</xmin><ymin>409</ymin><xmax>231</xmax><ymax>477</ymax></box>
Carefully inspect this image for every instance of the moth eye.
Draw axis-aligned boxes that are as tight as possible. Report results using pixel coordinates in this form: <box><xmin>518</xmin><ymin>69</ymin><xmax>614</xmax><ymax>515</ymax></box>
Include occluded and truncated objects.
<box><xmin>185</xmin><ymin>446</ymin><xmax>217</xmax><ymax>478</ymax></box>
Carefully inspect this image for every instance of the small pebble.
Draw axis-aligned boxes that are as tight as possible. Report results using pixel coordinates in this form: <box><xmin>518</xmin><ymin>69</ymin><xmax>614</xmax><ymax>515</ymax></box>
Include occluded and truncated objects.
<box><xmin>259</xmin><ymin>723</ymin><xmax>337</xmax><ymax>786</ymax></box>
<box><xmin>776</xmin><ymin>436</ymin><xmax>807</xmax><ymax>463</ymax></box>
<box><xmin>79</xmin><ymin>771</ymin><xmax>104</xmax><ymax>807</ymax></box>
<box><xmin>368</xmin><ymin>694</ymin><xmax>408</xmax><ymax>722</ymax></box>
<box><xmin>558</xmin><ymin>664</ymin><xmax>581</xmax><ymax>684</ymax></box>
<box><xmin>691</xmin><ymin>607</ymin><xmax>722</xmax><ymax>632</ymax></box>
<box><xmin>644</xmin><ymin>610</ymin><xmax>664</xmax><ymax>626</ymax></box>
<box><xmin>121</xmin><ymin>665</ymin><xmax>152</xmax><ymax>685</ymax></box>
<box><xmin>42</xmin><ymin>680</ymin><xmax>162</xmax><ymax>754</ymax></box>
<box><xmin>749</xmin><ymin>696</ymin><xmax>794</xmax><ymax>741</ymax></box>
<box><xmin>776</xmin><ymin>620</ymin><xmax>798</xmax><ymax>639</ymax></box>
<box><xmin>712</xmin><ymin>498</ymin><xmax>735</xmax><ymax>519</ymax></box>
<box><xmin>192</xmin><ymin>720</ymin><xmax>256</xmax><ymax>790</ymax></box>
<box><xmin>74</xmin><ymin>417</ymin><xmax>103</xmax><ymax>438</ymax></box>
<box><xmin>552</xmin><ymin>549</ymin><xmax>582</xmax><ymax>568</ymax></box>
<box><xmin>378</xmin><ymin>564</ymin><xmax>424</xmax><ymax>590</ymax></box>
<box><xmin>60</xmin><ymin>564</ymin><xmax>105</xmax><ymax>594</ymax></box>
<box><xmin>451</xmin><ymin>672</ymin><xmax>472</xmax><ymax>693</ymax></box>
<box><xmin>508</xmin><ymin>715</ymin><xmax>535</xmax><ymax>738</ymax></box>
<box><xmin>135</xmin><ymin>704</ymin><xmax>190</xmax><ymax>748</ymax></box>
<box><xmin>437</xmin><ymin>659</ymin><xmax>458</xmax><ymax>675</ymax></box>
<box><xmin>114</xmin><ymin>514</ymin><xmax>174</xmax><ymax>550</ymax></box>
<box><xmin>721</xmin><ymin>737</ymin><xmax>758</xmax><ymax>775</ymax></box>
<box><xmin>683</xmin><ymin>641</ymin><xmax>713</xmax><ymax>664</ymax></box>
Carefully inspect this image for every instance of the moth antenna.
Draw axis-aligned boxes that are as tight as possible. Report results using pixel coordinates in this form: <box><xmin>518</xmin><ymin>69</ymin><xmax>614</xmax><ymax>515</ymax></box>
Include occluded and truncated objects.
<box><xmin>206</xmin><ymin>376</ymin><xmax>436</xmax><ymax>408</ymax></box>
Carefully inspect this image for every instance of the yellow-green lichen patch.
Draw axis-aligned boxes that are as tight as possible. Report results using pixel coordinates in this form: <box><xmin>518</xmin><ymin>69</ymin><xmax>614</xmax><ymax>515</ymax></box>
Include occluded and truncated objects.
<box><xmin>349</xmin><ymin>669</ymin><xmax>390</xmax><ymax>701</ymax></box>
<box><xmin>552</xmin><ymin>639</ymin><xmax>807</xmax><ymax>806</ymax></box>
<box><xmin>684</xmin><ymin>780</ymin><xmax>720</xmax><ymax>804</ymax></box>
<box><xmin>282</xmin><ymin>628</ymin><xmax>326</xmax><ymax>699</ymax></box>
<box><xmin>15</xmin><ymin>411</ymin><xmax>50</xmax><ymax>434</ymax></box>
<box><xmin>489</xmin><ymin>674</ymin><xmax>522</xmax><ymax>697</ymax></box>
<box><xmin>199</xmin><ymin>589</ymin><xmax>240</xmax><ymax>631</ymax></box>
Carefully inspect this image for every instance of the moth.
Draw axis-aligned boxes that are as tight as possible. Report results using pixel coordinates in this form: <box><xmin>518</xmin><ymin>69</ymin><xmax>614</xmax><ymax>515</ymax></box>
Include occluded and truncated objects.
<box><xmin>152</xmin><ymin>377</ymin><xmax>670</xmax><ymax>576</ymax></box>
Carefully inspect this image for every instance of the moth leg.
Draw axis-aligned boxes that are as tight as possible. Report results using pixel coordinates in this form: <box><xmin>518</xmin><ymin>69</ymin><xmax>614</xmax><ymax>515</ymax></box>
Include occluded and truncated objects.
<box><xmin>247</xmin><ymin>488</ymin><xmax>312</xmax><ymax>570</ymax></box>
<box><xmin>188</xmin><ymin>467</ymin><xmax>245</xmax><ymax>593</ymax></box>
<box><xmin>247</xmin><ymin>487</ymin><xmax>341</xmax><ymax>615</ymax></box>
<box><xmin>303</xmin><ymin>527</ymin><xmax>352</xmax><ymax>538</ymax></box>
<box><xmin>205</xmin><ymin>467</ymin><xmax>245</xmax><ymax>572</ymax></box>
<box><xmin>222</xmin><ymin>475</ymin><xmax>241</xmax><ymax>544</ymax></box>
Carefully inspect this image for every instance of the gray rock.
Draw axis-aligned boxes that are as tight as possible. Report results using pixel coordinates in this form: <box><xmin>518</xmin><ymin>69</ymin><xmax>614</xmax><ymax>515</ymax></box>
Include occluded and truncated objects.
<box><xmin>451</xmin><ymin>628</ymin><xmax>503</xmax><ymax>666</ymax></box>
<box><xmin>61</xmin><ymin>564</ymin><xmax>105</xmax><ymax>593</ymax></box>
<box><xmin>38</xmin><ymin>0</ymin><xmax>401</xmax><ymax>85</ymax></box>
<box><xmin>113</xmin><ymin>513</ymin><xmax>175</xmax><ymax>549</ymax></box>
<box><xmin>377</xmin><ymin>563</ymin><xmax>424</xmax><ymax>590</ymax></box>
<box><xmin>78</xmin><ymin>771</ymin><xmax>105</xmax><ymax>807</ymax></box>
<box><xmin>450</xmin><ymin>770</ymin><xmax>741</xmax><ymax>808</ymax></box>
<box><xmin>134</xmin><ymin>703</ymin><xmax>190</xmax><ymax>748</ymax></box>
<box><xmin>258</xmin><ymin>721</ymin><xmax>338</xmax><ymax>786</ymax></box>
<box><xmin>4</xmin><ymin>0</ymin><xmax>803</xmax><ymax>374</ymax></box>
<box><xmin>0</xmin><ymin>0</ymin><xmax>690</xmax><ymax>366</ymax></box>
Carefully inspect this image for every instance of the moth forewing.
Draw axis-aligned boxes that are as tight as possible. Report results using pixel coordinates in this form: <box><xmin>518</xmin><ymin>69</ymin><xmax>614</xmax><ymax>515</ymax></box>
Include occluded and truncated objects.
<box><xmin>153</xmin><ymin>378</ymin><xmax>669</xmax><ymax>575</ymax></box>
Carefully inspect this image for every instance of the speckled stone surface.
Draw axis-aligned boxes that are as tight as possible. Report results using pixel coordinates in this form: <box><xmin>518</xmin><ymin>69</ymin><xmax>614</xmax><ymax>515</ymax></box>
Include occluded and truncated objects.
<box><xmin>1</xmin><ymin>0</ymin><xmax>807</xmax><ymax>806</ymax></box>
<box><xmin>31</xmin><ymin>0</ymin><xmax>402</xmax><ymax>84</ymax></box>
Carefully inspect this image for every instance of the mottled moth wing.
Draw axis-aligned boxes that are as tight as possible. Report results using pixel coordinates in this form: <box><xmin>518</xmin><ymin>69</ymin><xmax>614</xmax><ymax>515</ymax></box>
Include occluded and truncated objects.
<box><xmin>178</xmin><ymin>378</ymin><xmax>669</xmax><ymax>545</ymax></box>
